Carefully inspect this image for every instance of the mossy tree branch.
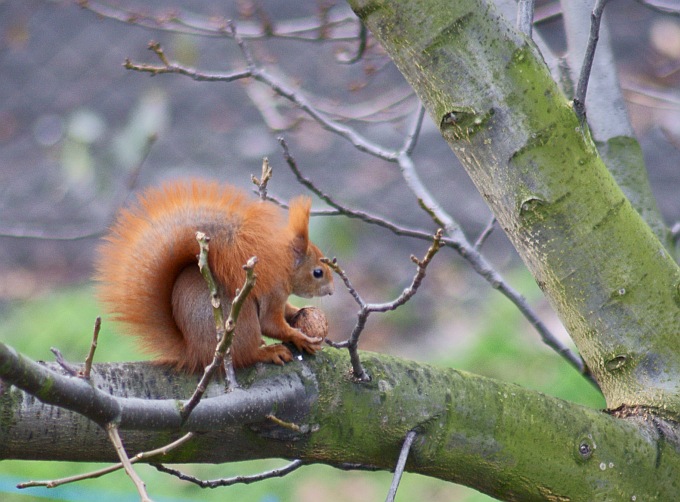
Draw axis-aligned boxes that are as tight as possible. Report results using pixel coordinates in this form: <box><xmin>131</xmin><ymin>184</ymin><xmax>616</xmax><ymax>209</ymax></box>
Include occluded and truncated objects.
<box><xmin>1</xmin><ymin>346</ymin><xmax>678</xmax><ymax>501</ymax></box>
<box><xmin>348</xmin><ymin>0</ymin><xmax>680</xmax><ymax>416</ymax></box>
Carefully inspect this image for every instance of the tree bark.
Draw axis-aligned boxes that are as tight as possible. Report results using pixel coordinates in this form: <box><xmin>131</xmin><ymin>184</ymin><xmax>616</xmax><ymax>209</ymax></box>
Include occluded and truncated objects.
<box><xmin>1</xmin><ymin>345</ymin><xmax>678</xmax><ymax>501</ymax></box>
<box><xmin>347</xmin><ymin>0</ymin><xmax>680</xmax><ymax>416</ymax></box>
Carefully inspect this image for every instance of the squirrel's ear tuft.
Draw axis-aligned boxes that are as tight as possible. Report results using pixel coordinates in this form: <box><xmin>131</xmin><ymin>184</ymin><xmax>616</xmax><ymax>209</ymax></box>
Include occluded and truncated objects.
<box><xmin>288</xmin><ymin>196</ymin><xmax>311</xmax><ymax>260</ymax></box>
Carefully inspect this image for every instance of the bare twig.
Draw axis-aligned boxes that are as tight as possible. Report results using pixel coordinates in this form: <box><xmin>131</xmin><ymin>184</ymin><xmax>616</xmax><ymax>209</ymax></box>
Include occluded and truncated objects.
<box><xmin>179</xmin><ymin>245</ymin><xmax>259</xmax><ymax>422</ymax></box>
<box><xmin>324</xmin><ymin>231</ymin><xmax>444</xmax><ymax>381</ymax></box>
<box><xmin>266</xmin><ymin>414</ymin><xmax>302</xmax><ymax>432</ymax></box>
<box><xmin>193</xmin><ymin>231</ymin><xmax>234</xmax><ymax>388</ymax></box>
<box><xmin>251</xmin><ymin>157</ymin><xmax>274</xmax><ymax>200</ymax></box>
<box><xmin>124</xmin><ymin>41</ymin><xmax>251</xmax><ymax>82</ymax></box>
<box><xmin>371</xmin><ymin>229</ymin><xmax>444</xmax><ymax>313</ymax></box>
<box><xmin>278</xmin><ymin>138</ymin><xmax>433</xmax><ymax>239</ymax></box>
<box><xmin>179</xmin><ymin>231</ymin><xmax>227</xmax><ymax>419</ymax></box>
<box><xmin>402</xmin><ymin>104</ymin><xmax>426</xmax><ymax>155</ymax></box>
<box><xmin>195</xmin><ymin>232</ymin><xmax>226</xmax><ymax>338</ymax></box>
<box><xmin>82</xmin><ymin>316</ymin><xmax>101</xmax><ymax>379</ymax></box>
<box><xmin>337</xmin><ymin>21</ymin><xmax>368</xmax><ymax>64</ymax></box>
<box><xmin>50</xmin><ymin>348</ymin><xmax>79</xmax><ymax>376</ymax></box>
<box><xmin>18</xmin><ymin>433</ymin><xmax>195</xmax><ymax>489</ymax></box>
<box><xmin>474</xmin><ymin>216</ymin><xmax>497</xmax><ymax>251</ymax></box>
<box><xmin>278</xmin><ymin>138</ymin><xmax>590</xmax><ymax>382</ymax></box>
<box><xmin>152</xmin><ymin>460</ymin><xmax>304</xmax><ymax>488</ymax></box>
<box><xmin>322</xmin><ymin>258</ymin><xmax>370</xmax><ymax>380</ymax></box>
<box><xmin>386</xmin><ymin>430</ymin><xmax>417</xmax><ymax>502</ymax></box>
<box><xmin>573</xmin><ymin>0</ymin><xmax>612</xmax><ymax>123</ymax></box>
<box><xmin>107</xmin><ymin>423</ymin><xmax>151</xmax><ymax>502</ymax></box>
<box><xmin>126</xmin><ymin>37</ymin><xmax>399</xmax><ymax>161</ymax></box>
<box><xmin>395</xmin><ymin>105</ymin><xmax>462</xmax><ymax>239</ymax></box>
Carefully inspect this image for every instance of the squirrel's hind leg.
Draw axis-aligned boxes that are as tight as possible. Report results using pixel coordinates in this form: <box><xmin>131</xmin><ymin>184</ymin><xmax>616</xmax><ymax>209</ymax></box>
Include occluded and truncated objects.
<box><xmin>231</xmin><ymin>299</ymin><xmax>294</xmax><ymax>367</ymax></box>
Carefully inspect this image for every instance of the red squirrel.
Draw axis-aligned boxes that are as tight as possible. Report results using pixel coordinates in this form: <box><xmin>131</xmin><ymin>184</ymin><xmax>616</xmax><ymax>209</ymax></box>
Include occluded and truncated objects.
<box><xmin>96</xmin><ymin>179</ymin><xmax>334</xmax><ymax>372</ymax></box>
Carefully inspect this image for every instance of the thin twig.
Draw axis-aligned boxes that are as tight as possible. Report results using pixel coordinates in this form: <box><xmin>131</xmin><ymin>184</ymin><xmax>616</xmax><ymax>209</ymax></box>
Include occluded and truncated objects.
<box><xmin>82</xmin><ymin>316</ymin><xmax>101</xmax><ymax>379</ymax></box>
<box><xmin>194</xmin><ymin>231</ymin><xmax>238</xmax><ymax>388</ymax></box>
<box><xmin>323</xmin><ymin>231</ymin><xmax>444</xmax><ymax>381</ymax></box>
<box><xmin>266</xmin><ymin>414</ymin><xmax>302</xmax><ymax>432</ymax></box>
<box><xmin>107</xmin><ymin>423</ymin><xmax>151</xmax><ymax>502</ymax></box>
<box><xmin>18</xmin><ymin>433</ymin><xmax>195</xmax><ymax>489</ymax></box>
<box><xmin>195</xmin><ymin>232</ymin><xmax>225</xmax><ymax>337</ymax></box>
<box><xmin>180</xmin><ymin>255</ymin><xmax>258</xmax><ymax>422</ymax></box>
<box><xmin>370</xmin><ymin>229</ymin><xmax>444</xmax><ymax>312</ymax></box>
<box><xmin>337</xmin><ymin>21</ymin><xmax>368</xmax><ymax>64</ymax></box>
<box><xmin>386</xmin><ymin>431</ymin><xmax>417</xmax><ymax>502</ymax></box>
<box><xmin>152</xmin><ymin>460</ymin><xmax>305</xmax><ymax>488</ymax></box>
<box><xmin>322</xmin><ymin>258</ymin><xmax>371</xmax><ymax>380</ymax></box>
<box><xmin>474</xmin><ymin>216</ymin><xmax>497</xmax><ymax>251</ymax></box>
<box><xmin>124</xmin><ymin>41</ymin><xmax>250</xmax><ymax>81</ymax></box>
<box><xmin>50</xmin><ymin>348</ymin><xmax>79</xmax><ymax>376</ymax></box>
<box><xmin>129</xmin><ymin>36</ymin><xmax>400</xmax><ymax>161</ymax></box>
<box><xmin>180</xmin><ymin>232</ymin><xmax>227</xmax><ymax>418</ymax></box>
<box><xmin>278</xmin><ymin>137</ymin><xmax>433</xmax><ymax>240</ymax></box>
<box><xmin>402</xmin><ymin>104</ymin><xmax>426</xmax><ymax>155</ymax></box>
<box><xmin>573</xmin><ymin>0</ymin><xmax>612</xmax><ymax>123</ymax></box>
<box><xmin>278</xmin><ymin>138</ymin><xmax>590</xmax><ymax>383</ymax></box>
<box><xmin>265</xmin><ymin>189</ymin><xmax>432</xmax><ymax>239</ymax></box>
<box><xmin>251</xmin><ymin>157</ymin><xmax>273</xmax><ymax>200</ymax></box>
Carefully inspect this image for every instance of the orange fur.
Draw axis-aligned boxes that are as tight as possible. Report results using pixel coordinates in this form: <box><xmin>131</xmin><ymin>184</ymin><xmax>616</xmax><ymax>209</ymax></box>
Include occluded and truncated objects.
<box><xmin>96</xmin><ymin>180</ymin><xmax>333</xmax><ymax>372</ymax></box>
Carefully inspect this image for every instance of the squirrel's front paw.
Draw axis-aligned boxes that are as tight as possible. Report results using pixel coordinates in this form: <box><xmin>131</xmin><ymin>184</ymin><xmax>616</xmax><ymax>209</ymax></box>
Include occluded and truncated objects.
<box><xmin>291</xmin><ymin>332</ymin><xmax>324</xmax><ymax>354</ymax></box>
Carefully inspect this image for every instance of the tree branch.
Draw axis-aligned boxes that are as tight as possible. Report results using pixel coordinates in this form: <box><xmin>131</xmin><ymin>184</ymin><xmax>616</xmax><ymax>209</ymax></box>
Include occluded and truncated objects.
<box><xmin>573</xmin><ymin>0</ymin><xmax>612</xmax><ymax>123</ymax></box>
<box><xmin>0</xmin><ymin>342</ymin><xmax>310</xmax><ymax>432</ymax></box>
<box><xmin>349</xmin><ymin>0</ymin><xmax>680</xmax><ymax>410</ymax></box>
<box><xmin>1</xmin><ymin>348</ymin><xmax>676</xmax><ymax>500</ymax></box>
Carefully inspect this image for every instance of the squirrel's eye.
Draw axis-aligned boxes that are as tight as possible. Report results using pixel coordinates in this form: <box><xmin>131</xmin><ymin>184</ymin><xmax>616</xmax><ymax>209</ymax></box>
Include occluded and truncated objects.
<box><xmin>313</xmin><ymin>268</ymin><xmax>324</xmax><ymax>279</ymax></box>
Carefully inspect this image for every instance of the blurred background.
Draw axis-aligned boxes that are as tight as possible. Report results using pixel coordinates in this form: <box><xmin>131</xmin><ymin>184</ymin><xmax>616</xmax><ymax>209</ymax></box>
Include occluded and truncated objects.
<box><xmin>1</xmin><ymin>0</ymin><xmax>679</xmax><ymax>500</ymax></box>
